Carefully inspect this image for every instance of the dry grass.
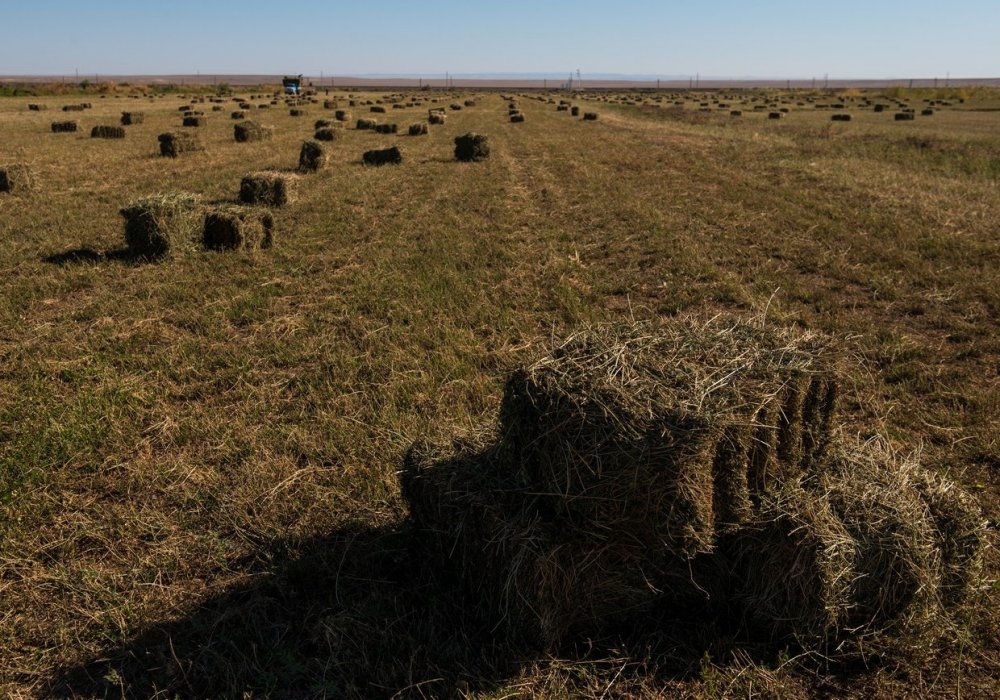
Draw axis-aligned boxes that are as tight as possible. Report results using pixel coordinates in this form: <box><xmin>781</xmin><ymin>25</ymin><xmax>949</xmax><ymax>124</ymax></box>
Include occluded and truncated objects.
<box><xmin>0</xmin><ymin>87</ymin><xmax>997</xmax><ymax>698</ymax></box>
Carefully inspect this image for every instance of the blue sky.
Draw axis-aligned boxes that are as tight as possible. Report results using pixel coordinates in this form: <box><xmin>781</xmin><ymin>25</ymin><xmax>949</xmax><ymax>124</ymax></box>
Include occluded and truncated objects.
<box><xmin>1</xmin><ymin>0</ymin><xmax>996</xmax><ymax>78</ymax></box>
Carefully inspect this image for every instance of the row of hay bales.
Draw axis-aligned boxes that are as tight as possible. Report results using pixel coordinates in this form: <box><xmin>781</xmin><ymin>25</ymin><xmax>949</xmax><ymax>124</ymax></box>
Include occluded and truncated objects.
<box><xmin>120</xmin><ymin>194</ymin><xmax>274</xmax><ymax>258</ymax></box>
<box><xmin>401</xmin><ymin>317</ymin><xmax>988</xmax><ymax>657</ymax></box>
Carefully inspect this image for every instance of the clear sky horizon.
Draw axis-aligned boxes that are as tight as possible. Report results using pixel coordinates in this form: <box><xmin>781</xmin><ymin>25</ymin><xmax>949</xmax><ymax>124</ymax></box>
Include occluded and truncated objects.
<box><xmin>2</xmin><ymin>0</ymin><xmax>997</xmax><ymax>78</ymax></box>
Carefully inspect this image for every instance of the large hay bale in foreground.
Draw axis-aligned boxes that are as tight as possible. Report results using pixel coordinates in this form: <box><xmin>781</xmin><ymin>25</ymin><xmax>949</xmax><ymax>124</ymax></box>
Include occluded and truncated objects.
<box><xmin>499</xmin><ymin>319</ymin><xmax>838</xmax><ymax>556</ymax></box>
<box><xmin>239</xmin><ymin>172</ymin><xmax>297</xmax><ymax>206</ymax></box>
<box><xmin>51</xmin><ymin>121</ymin><xmax>78</xmax><ymax>133</ymax></box>
<box><xmin>298</xmin><ymin>140</ymin><xmax>327</xmax><ymax>172</ymax></box>
<box><xmin>454</xmin><ymin>133</ymin><xmax>490</xmax><ymax>162</ymax></box>
<box><xmin>91</xmin><ymin>125</ymin><xmax>125</xmax><ymax>139</ymax></box>
<box><xmin>0</xmin><ymin>164</ymin><xmax>35</xmax><ymax>193</ymax></box>
<box><xmin>402</xmin><ymin>436</ymin><xmax>680</xmax><ymax>646</ymax></box>
<box><xmin>120</xmin><ymin>193</ymin><xmax>201</xmax><ymax>258</ymax></box>
<box><xmin>234</xmin><ymin>120</ymin><xmax>273</xmax><ymax>142</ymax></box>
<box><xmin>120</xmin><ymin>112</ymin><xmax>144</xmax><ymax>125</ymax></box>
<box><xmin>203</xmin><ymin>205</ymin><xmax>274</xmax><ymax>251</ymax></box>
<box><xmin>362</xmin><ymin>146</ymin><xmax>402</xmax><ymax>166</ymax></box>
<box><xmin>158</xmin><ymin>132</ymin><xmax>204</xmax><ymax>157</ymax></box>
<box><xmin>726</xmin><ymin>483</ymin><xmax>857</xmax><ymax>650</ymax></box>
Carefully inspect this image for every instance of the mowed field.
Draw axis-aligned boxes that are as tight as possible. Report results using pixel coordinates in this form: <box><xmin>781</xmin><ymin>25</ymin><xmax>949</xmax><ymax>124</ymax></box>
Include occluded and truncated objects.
<box><xmin>1</xmin><ymin>88</ymin><xmax>998</xmax><ymax>697</ymax></box>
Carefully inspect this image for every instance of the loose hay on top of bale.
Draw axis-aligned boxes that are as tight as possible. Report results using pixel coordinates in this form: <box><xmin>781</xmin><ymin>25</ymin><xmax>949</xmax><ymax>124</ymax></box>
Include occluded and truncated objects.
<box><xmin>120</xmin><ymin>112</ymin><xmax>144</xmax><ymax>125</ymax></box>
<box><xmin>202</xmin><ymin>205</ymin><xmax>274</xmax><ymax>251</ymax></box>
<box><xmin>51</xmin><ymin>121</ymin><xmax>78</xmax><ymax>133</ymax></box>
<box><xmin>454</xmin><ymin>133</ymin><xmax>490</xmax><ymax>162</ymax></box>
<box><xmin>158</xmin><ymin>132</ymin><xmax>204</xmax><ymax>157</ymax></box>
<box><xmin>233</xmin><ymin>120</ymin><xmax>273</xmax><ymax>142</ymax></box>
<box><xmin>91</xmin><ymin>125</ymin><xmax>125</xmax><ymax>139</ymax></box>
<box><xmin>298</xmin><ymin>140</ymin><xmax>327</xmax><ymax>172</ymax></box>
<box><xmin>0</xmin><ymin>164</ymin><xmax>35</xmax><ymax>194</ymax></box>
<box><xmin>239</xmin><ymin>172</ymin><xmax>297</xmax><ymax>206</ymax></box>
<box><xmin>120</xmin><ymin>193</ymin><xmax>201</xmax><ymax>258</ymax></box>
<box><xmin>498</xmin><ymin>319</ymin><xmax>839</xmax><ymax>556</ymax></box>
<box><xmin>362</xmin><ymin>146</ymin><xmax>402</xmax><ymax>166</ymax></box>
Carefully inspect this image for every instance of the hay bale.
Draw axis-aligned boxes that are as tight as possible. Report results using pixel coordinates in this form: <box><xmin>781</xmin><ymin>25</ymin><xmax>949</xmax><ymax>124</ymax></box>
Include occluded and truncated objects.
<box><xmin>583</xmin><ymin>112</ymin><xmax>599</xmax><ymax>121</ymax></box>
<box><xmin>233</xmin><ymin>120</ymin><xmax>273</xmax><ymax>142</ymax></box>
<box><xmin>120</xmin><ymin>193</ymin><xmax>201</xmax><ymax>258</ymax></box>
<box><xmin>831</xmin><ymin>114</ymin><xmax>852</xmax><ymax>122</ymax></box>
<box><xmin>454</xmin><ymin>133</ymin><xmax>490</xmax><ymax>162</ymax></box>
<box><xmin>909</xmin><ymin>468</ymin><xmax>988</xmax><ymax>610</ymax></box>
<box><xmin>158</xmin><ymin>132</ymin><xmax>204</xmax><ymax>157</ymax></box>
<box><xmin>895</xmin><ymin>112</ymin><xmax>915</xmax><ymax>121</ymax></box>
<box><xmin>730</xmin><ymin>110</ymin><xmax>743</xmax><ymax>117</ymax></box>
<box><xmin>557</xmin><ymin>104</ymin><xmax>569</xmax><ymax>112</ymax></box>
<box><xmin>239</xmin><ymin>172</ymin><xmax>297</xmax><ymax>206</ymax></box>
<box><xmin>120</xmin><ymin>112</ymin><xmax>144</xmax><ymax>125</ymax></box>
<box><xmin>335</xmin><ymin>110</ymin><xmax>351</xmax><ymax>121</ymax></box>
<box><xmin>499</xmin><ymin>319</ymin><xmax>838</xmax><ymax>557</ymax></box>
<box><xmin>51</xmin><ymin>121</ymin><xmax>78</xmax><ymax>133</ymax></box>
<box><xmin>571</xmin><ymin>106</ymin><xmax>580</xmax><ymax>116</ymax></box>
<box><xmin>921</xmin><ymin>109</ymin><xmax>934</xmax><ymax>117</ymax></box>
<box><xmin>362</xmin><ymin>146</ymin><xmax>403</xmax><ymax>166</ymax></box>
<box><xmin>768</xmin><ymin>112</ymin><xmax>784</xmax><ymax>120</ymax></box>
<box><xmin>289</xmin><ymin>109</ymin><xmax>305</xmax><ymax>117</ymax></box>
<box><xmin>464</xmin><ymin>99</ymin><xmax>476</xmax><ymax>107</ymax></box>
<box><xmin>408</xmin><ymin>122</ymin><xmax>428</xmax><ymax>136</ymax></box>
<box><xmin>231</xmin><ymin>111</ymin><xmax>246</xmax><ymax>120</ymax></box>
<box><xmin>450</xmin><ymin>103</ymin><xmax>463</xmax><ymax>111</ymax></box>
<box><xmin>402</xmin><ymin>435</ymin><xmax>678</xmax><ymax>646</ymax></box>
<box><xmin>0</xmin><ymin>164</ymin><xmax>35</xmax><ymax>194</ymax></box>
<box><xmin>298</xmin><ymin>140</ymin><xmax>327</xmax><ymax>172</ymax></box>
<box><xmin>726</xmin><ymin>482</ymin><xmax>857</xmax><ymax>650</ymax></box>
<box><xmin>314</xmin><ymin>127</ymin><xmax>338</xmax><ymax>141</ymax></box>
<box><xmin>62</xmin><ymin>104</ymin><xmax>85</xmax><ymax>112</ymax></box>
<box><xmin>428</xmin><ymin>112</ymin><xmax>446</xmax><ymax>125</ymax></box>
<box><xmin>91</xmin><ymin>125</ymin><xmax>125</xmax><ymax>139</ymax></box>
<box><xmin>182</xmin><ymin>116</ymin><xmax>206</xmax><ymax>127</ymax></box>
<box><xmin>370</xmin><ymin>105</ymin><xmax>386</xmax><ymax>113</ymax></box>
<box><xmin>356</xmin><ymin>118</ymin><xmax>377</xmax><ymax>130</ymax></box>
<box><xmin>510</xmin><ymin>112</ymin><xmax>525</xmax><ymax>123</ymax></box>
<box><xmin>202</xmin><ymin>205</ymin><xmax>274</xmax><ymax>251</ymax></box>
<box><xmin>28</xmin><ymin>104</ymin><xmax>47</xmax><ymax>111</ymax></box>
<box><xmin>314</xmin><ymin>118</ymin><xmax>334</xmax><ymax>129</ymax></box>
<box><xmin>374</xmin><ymin>123</ymin><xmax>398</xmax><ymax>134</ymax></box>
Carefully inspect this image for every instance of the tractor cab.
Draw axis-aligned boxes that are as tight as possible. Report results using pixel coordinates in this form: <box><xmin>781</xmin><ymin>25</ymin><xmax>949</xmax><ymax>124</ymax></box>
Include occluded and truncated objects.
<box><xmin>282</xmin><ymin>75</ymin><xmax>303</xmax><ymax>95</ymax></box>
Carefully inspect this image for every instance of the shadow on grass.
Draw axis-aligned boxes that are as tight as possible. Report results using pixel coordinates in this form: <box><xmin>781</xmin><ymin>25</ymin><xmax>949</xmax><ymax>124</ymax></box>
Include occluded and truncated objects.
<box><xmin>49</xmin><ymin>524</ymin><xmax>522</xmax><ymax>699</ymax></box>
<box><xmin>42</xmin><ymin>247</ymin><xmax>145</xmax><ymax>266</ymax></box>
<box><xmin>47</xmin><ymin>520</ymin><xmax>762</xmax><ymax>699</ymax></box>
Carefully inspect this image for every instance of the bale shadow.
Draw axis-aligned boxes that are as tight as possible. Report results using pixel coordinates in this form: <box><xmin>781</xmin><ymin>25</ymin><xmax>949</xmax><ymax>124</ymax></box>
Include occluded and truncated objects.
<box><xmin>49</xmin><ymin>523</ymin><xmax>523</xmax><ymax>699</ymax></box>
<box><xmin>48</xmin><ymin>519</ymin><xmax>766</xmax><ymax>699</ymax></box>
<box><xmin>42</xmin><ymin>247</ymin><xmax>141</xmax><ymax>266</ymax></box>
